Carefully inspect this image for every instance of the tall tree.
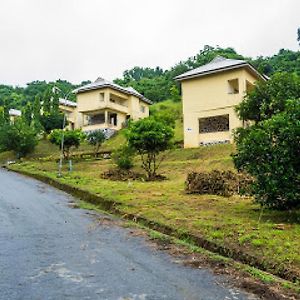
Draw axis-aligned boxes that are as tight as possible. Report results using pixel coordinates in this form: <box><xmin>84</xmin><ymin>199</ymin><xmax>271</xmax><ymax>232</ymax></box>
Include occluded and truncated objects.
<box><xmin>22</xmin><ymin>103</ymin><xmax>33</xmax><ymax>125</ymax></box>
<box><xmin>42</xmin><ymin>88</ymin><xmax>52</xmax><ymax>114</ymax></box>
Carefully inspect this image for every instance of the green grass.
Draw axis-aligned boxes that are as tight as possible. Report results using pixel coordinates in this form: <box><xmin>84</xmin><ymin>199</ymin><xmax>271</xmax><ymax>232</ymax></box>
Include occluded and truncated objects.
<box><xmin>10</xmin><ymin>143</ymin><xmax>300</xmax><ymax>284</ymax></box>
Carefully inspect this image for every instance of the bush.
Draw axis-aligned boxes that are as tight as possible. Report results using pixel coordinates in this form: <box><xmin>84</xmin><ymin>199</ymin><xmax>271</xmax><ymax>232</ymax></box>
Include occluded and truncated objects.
<box><xmin>49</xmin><ymin>129</ymin><xmax>85</xmax><ymax>159</ymax></box>
<box><xmin>112</xmin><ymin>144</ymin><xmax>135</xmax><ymax>170</ymax></box>
<box><xmin>185</xmin><ymin>170</ymin><xmax>253</xmax><ymax>197</ymax></box>
<box><xmin>126</xmin><ymin>117</ymin><xmax>174</xmax><ymax>180</ymax></box>
<box><xmin>86</xmin><ymin>130</ymin><xmax>106</xmax><ymax>156</ymax></box>
<box><xmin>234</xmin><ymin>100</ymin><xmax>300</xmax><ymax>209</ymax></box>
<box><xmin>0</xmin><ymin>120</ymin><xmax>38</xmax><ymax>158</ymax></box>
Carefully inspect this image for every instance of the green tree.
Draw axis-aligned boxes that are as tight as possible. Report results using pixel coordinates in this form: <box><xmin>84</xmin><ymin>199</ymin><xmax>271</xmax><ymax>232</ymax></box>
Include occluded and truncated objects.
<box><xmin>40</xmin><ymin>112</ymin><xmax>65</xmax><ymax>134</ymax></box>
<box><xmin>42</xmin><ymin>88</ymin><xmax>52</xmax><ymax>114</ymax></box>
<box><xmin>236</xmin><ymin>72</ymin><xmax>300</xmax><ymax>123</ymax></box>
<box><xmin>126</xmin><ymin>118</ymin><xmax>174</xmax><ymax>180</ymax></box>
<box><xmin>49</xmin><ymin>129</ymin><xmax>85</xmax><ymax>159</ymax></box>
<box><xmin>0</xmin><ymin>119</ymin><xmax>38</xmax><ymax>158</ymax></box>
<box><xmin>0</xmin><ymin>106</ymin><xmax>10</xmax><ymax>126</ymax></box>
<box><xmin>86</xmin><ymin>130</ymin><xmax>106</xmax><ymax>156</ymax></box>
<box><xmin>52</xmin><ymin>89</ymin><xmax>60</xmax><ymax>113</ymax></box>
<box><xmin>32</xmin><ymin>95</ymin><xmax>43</xmax><ymax>132</ymax></box>
<box><xmin>233</xmin><ymin>99</ymin><xmax>300</xmax><ymax>210</ymax></box>
<box><xmin>22</xmin><ymin>103</ymin><xmax>33</xmax><ymax>125</ymax></box>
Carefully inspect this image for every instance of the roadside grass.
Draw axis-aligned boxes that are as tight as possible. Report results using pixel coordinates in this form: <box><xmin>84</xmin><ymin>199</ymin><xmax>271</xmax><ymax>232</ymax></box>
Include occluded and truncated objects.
<box><xmin>72</xmin><ymin>197</ymin><xmax>300</xmax><ymax>295</ymax></box>
<box><xmin>9</xmin><ymin>144</ymin><xmax>300</xmax><ymax>287</ymax></box>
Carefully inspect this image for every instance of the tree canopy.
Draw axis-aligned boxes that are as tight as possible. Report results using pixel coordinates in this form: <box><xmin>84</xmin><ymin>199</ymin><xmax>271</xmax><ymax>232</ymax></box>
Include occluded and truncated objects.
<box><xmin>1</xmin><ymin>45</ymin><xmax>300</xmax><ymax>106</ymax></box>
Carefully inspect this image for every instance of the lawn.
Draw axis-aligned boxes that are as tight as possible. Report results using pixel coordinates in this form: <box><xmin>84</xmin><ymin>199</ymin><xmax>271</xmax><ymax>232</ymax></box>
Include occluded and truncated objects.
<box><xmin>9</xmin><ymin>143</ymin><xmax>300</xmax><ymax>284</ymax></box>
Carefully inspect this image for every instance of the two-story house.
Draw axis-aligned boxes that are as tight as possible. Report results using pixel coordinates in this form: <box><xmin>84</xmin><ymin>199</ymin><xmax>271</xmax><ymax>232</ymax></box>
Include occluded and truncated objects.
<box><xmin>71</xmin><ymin>77</ymin><xmax>151</xmax><ymax>134</ymax></box>
<box><xmin>175</xmin><ymin>56</ymin><xmax>266</xmax><ymax>148</ymax></box>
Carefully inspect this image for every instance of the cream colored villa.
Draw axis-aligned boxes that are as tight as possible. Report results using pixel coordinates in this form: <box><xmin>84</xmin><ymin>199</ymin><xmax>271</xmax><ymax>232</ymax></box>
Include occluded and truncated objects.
<box><xmin>59</xmin><ymin>98</ymin><xmax>81</xmax><ymax>130</ymax></box>
<box><xmin>175</xmin><ymin>56</ymin><xmax>266</xmax><ymax>148</ymax></box>
<box><xmin>9</xmin><ymin>108</ymin><xmax>21</xmax><ymax>124</ymax></box>
<box><xmin>59</xmin><ymin>78</ymin><xmax>151</xmax><ymax>135</ymax></box>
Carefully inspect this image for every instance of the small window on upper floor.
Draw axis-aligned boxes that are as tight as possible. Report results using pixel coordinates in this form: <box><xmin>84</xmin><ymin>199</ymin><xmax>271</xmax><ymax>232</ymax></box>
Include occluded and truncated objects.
<box><xmin>99</xmin><ymin>92</ymin><xmax>104</xmax><ymax>101</ymax></box>
<box><xmin>228</xmin><ymin>79</ymin><xmax>239</xmax><ymax>94</ymax></box>
<box><xmin>140</xmin><ymin>105</ymin><xmax>145</xmax><ymax>113</ymax></box>
<box><xmin>246</xmin><ymin>80</ymin><xmax>255</xmax><ymax>93</ymax></box>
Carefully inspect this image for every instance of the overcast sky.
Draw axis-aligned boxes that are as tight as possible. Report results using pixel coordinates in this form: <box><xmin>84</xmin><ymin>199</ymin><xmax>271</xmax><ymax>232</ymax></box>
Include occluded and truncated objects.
<box><xmin>0</xmin><ymin>0</ymin><xmax>299</xmax><ymax>86</ymax></box>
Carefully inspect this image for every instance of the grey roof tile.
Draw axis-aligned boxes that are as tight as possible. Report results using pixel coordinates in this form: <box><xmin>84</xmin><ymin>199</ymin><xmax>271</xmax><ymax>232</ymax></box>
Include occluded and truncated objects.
<box><xmin>59</xmin><ymin>98</ymin><xmax>77</xmax><ymax>107</ymax></box>
<box><xmin>175</xmin><ymin>56</ymin><xmax>262</xmax><ymax>81</ymax></box>
<box><xmin>73</xmin><ymin>78</ymin><xmax>152</xmax><ymax>104</ymax></box>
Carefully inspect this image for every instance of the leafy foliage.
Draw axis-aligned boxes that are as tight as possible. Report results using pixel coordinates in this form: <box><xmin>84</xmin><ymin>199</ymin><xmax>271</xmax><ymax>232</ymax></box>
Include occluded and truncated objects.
<box><xmin>86</xmin><ymin>130</ymin><xmax>106</xmax><ymax>156</ymax></box>
<box><xmin>48</xmin><ymin>129</ymin><xmax>85</xmax><ymax>159</ymax></box>
<box><xmin>237</xmin><ymin>72</ymin><xmax>300</xmax><ymax>122</ymax></box>
<box><xmin>234</xmin><ymin>98</ymin><xmax>300</xmax><ymax>210</ymax></box>
<box><xmin>40</xmin><ymin>112</ymin><xmax>65</xmax><ymax>134</ymax></box>
<box><xmin>126</xmin><ymin>117</ymin><xmax>174</xmax><ymax>179</ymax></box>
<box><xmin>0</xmin><ymin>119</ymin><xmax>38</xmax><ymax>158</ymax></box>
<box><xmin>112</xmin><ymin>144</ymin><xmax>135</xmax><ymax>170</ymax></box>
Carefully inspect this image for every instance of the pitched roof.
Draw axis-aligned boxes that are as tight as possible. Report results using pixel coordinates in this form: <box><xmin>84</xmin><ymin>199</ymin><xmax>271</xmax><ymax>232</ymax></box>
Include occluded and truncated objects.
<box><xmin>175</xmin><ymin>56</ymin><xmax>265</xmax><ymax>81</ymax></box>
<box><xmin>9</xmin><ymin>108</ymin><xmax>21</xmax><ymax>117</ymax></box>
<box><xmin>59</xmin><ymin>98</ymin><xmax>77</xmax><ymax>107</ymax></box>
<box><xmin>73</xmin><ymin>77</ymin><xmax>152</xmax><ymax>104</ymax></box>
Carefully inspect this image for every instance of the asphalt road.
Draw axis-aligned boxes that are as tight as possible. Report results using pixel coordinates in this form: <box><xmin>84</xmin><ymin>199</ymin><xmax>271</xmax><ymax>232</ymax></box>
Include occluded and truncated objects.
<box><xmin>0</xmin><ymin>168</ymin><xmax>257</xmax><ymax>300</ymax></box>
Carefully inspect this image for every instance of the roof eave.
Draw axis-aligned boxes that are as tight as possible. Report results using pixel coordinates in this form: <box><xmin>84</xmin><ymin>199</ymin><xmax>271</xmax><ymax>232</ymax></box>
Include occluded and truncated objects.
<box><xmin>74</xmin><ymin>84</ymin><xmax>152</xmax><ymax>105</ymax></box>
<box><xmin>175</xmin><ymin>63</ymin><xmax>265</xmax><ymax>82</ymax></box>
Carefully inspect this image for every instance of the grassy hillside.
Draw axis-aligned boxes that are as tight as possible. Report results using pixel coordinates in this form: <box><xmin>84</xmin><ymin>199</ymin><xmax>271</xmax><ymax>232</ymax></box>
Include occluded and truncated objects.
<box><xmin>0</xmin><ymin>99</ymin><xmax>183</xmax><ymax>164</ymax></box>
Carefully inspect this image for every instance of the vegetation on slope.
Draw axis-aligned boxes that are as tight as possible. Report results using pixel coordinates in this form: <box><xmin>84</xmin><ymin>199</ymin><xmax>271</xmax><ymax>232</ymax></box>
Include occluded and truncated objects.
<box><xmin>9</xmin><ymin>144</ymin><xmax>300</xmax><ymax>285</ymax></box>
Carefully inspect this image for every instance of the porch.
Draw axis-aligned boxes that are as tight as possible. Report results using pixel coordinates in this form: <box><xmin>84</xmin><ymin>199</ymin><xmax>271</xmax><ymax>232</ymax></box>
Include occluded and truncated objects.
<box><xmin>82</xmin><ymin>109</ymin><xmax>127</xmax><ymax>132</ymax></box>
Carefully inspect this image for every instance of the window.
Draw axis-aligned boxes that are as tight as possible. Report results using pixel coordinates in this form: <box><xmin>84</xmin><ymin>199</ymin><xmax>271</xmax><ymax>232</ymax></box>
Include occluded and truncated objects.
<box><xmin>228</xmin><ymin>79</ymin><xmax>239</xmax><ymax>94</ymax></box>
<box><xmin>246</xmin><ymin>80</ymin><xmax>255</xmax><ymax>93</ymax></box>
<box><xmin>89</xmin><ymin>113</ymin><xmax>105</xmax><ymax>125</ymax></box>
<box><xmin>199</xmin><ymin>114</ymin><xmax>229</xmax><ymax>133</ymax></box>
<box><xmin>108</xmin><ymin>112</ymin><xmax>117</xmax><ymax>126</ymax></box>
<box><xmin>140</xmin><ymin>105</ymin><xmax>145</xmax><ymax>113</ymax></box>
<box><xmin>99</xmin><ymin>93</ymin><xmax>104</xmax><ymax>101</ymax></box>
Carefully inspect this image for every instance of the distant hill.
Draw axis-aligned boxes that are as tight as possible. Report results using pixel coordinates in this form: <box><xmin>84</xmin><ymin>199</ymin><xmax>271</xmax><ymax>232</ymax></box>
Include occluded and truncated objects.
<box><xmin>1</xmin><ymin>45</ymin><xmax>300</xmax><ymax>110</ymax></box>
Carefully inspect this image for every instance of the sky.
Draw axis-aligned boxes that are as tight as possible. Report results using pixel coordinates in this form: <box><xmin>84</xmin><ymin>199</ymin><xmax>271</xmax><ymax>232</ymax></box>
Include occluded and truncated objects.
<box><xmin>0</xmin><ymin>0</ymin><xmax>299</xmax><ymax>86</ymax></box>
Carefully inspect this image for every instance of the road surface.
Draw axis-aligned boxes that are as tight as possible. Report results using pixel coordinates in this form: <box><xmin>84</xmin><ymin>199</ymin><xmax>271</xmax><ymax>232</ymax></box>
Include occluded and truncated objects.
<box><xmin>0</xmin><ymin>168</ymin><xmax>256</xmax><ymax>300</ymax></box>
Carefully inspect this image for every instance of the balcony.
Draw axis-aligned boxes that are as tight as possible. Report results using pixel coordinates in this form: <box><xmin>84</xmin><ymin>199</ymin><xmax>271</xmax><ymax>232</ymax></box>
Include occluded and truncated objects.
<box><xmin>82</xmin><ymin>111</ymin><xmax>121</xmax><ymax>131</ymax></box>
<box><xmin>77</xmin><ymin>91</ymin><xmax>129</xmax><ymax>114</ymax></box>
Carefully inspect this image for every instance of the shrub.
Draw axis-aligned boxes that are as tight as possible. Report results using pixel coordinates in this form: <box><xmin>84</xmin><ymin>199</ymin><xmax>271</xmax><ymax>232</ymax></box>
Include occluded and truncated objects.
<box><xmin>233</xmin><ymin>100</ymin><xmax>300</xmax><ymax>209</ymax></box>
<box><xmin>0</xmin><ymin>120</ymin><xmax>38</xmax><ymax>158</ymax></box>
<box><xmin>86</xmin><ymin>130</ymin><xmax>106</xmax><ymax>156</ymax></box>
<box><xmin>112</xmin><ymin>144</ymin><xmax>135</xmax><ymax>170</ymax></box>
<box><xmin>49</xmin><ymin>129</ymin><xmax>85</xmax><ymax>159</ymax></box>
<box><xmin>236</xmin><ymin>72</ymin><xmax>300</xmax><ymax>123</ymax></box>
<box><xmin>126</xmin><ymin>117</ymin><xmax>174</xmax><ymax>180</ymax></box>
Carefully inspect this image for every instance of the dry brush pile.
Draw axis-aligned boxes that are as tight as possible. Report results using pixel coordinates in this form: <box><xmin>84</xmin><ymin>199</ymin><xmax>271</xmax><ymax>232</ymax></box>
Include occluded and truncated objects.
<box><xmin>185</xmin><ymin>170</ymin><xmax>253</xmax><ymax>197</ymax></box>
